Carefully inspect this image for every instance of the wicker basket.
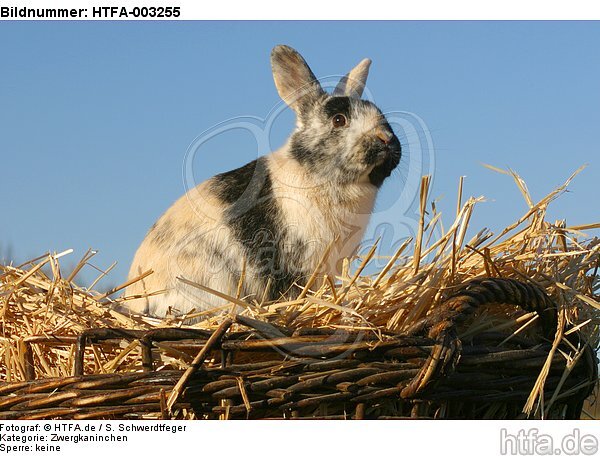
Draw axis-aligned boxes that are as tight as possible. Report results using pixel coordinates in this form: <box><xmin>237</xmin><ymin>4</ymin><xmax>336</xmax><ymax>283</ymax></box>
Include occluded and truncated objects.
<box><xmin>1</xmin><ymin>278</ymin><xmax>597</xmax><ymax>420</ymax></box>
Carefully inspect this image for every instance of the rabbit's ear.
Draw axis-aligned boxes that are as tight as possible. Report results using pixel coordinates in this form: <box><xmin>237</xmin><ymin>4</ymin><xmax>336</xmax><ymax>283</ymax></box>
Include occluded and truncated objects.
<box><xmin>333</xmin><ymin>58</ymin><xmax>372</xmax><ymax>98</ymax></box>
<box><xmin>271</xmin><ymin>45</ymin><xmax>324</xmax><ymax>113</ymax></box>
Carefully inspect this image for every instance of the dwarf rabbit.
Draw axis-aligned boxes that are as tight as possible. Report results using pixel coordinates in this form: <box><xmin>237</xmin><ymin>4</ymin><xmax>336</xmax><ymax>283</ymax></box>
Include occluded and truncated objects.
<box><xmin>123</xmin><ymin>45</ymin><xmax>401</xmax><ymax>318</ymax></box>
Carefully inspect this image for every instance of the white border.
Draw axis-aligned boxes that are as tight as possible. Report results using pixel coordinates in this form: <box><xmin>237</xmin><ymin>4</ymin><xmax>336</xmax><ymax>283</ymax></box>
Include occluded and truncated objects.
<box><xmin>1</xmin><ymin>0</ymin><xmax>600</xmax><ymax>20</ymax></box>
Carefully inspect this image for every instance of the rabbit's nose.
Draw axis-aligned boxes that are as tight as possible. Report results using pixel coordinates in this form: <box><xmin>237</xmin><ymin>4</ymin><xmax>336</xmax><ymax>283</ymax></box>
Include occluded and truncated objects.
<box><xmin>375</xmin><ymin>129</ymin><xmax>394</xmax><ymax>145</ymax></box>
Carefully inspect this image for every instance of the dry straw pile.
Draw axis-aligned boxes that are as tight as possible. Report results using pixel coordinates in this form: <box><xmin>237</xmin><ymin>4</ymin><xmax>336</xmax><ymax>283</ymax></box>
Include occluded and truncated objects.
<box><xmin>1</xmin><ymin>166</ymin><xmax>598</xmax><ymax>418</ymax></box>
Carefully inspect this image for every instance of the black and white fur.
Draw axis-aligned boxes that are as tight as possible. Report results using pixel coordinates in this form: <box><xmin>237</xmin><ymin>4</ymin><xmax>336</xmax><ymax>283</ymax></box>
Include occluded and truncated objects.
<box><xmin>124</xmin><ymin>45</ymin><xmax>401</xmax><ymax>317</ymax></box>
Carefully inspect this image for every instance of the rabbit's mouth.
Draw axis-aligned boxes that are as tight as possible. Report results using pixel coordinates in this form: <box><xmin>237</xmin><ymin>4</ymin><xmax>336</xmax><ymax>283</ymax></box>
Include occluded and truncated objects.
<box><xmin>366</xmin><ymin>138</ymin><xmax>401</xmax><ymax>187</ymax></box>
<box><xmin>364</xmin><ymin>136</ymin><xmax>400</xmax><ymax>165</ymax></box>
<box><xmin>364</xmin><ymin>146</ymin><xmax>389</xmax><ymax>167</ymax></box>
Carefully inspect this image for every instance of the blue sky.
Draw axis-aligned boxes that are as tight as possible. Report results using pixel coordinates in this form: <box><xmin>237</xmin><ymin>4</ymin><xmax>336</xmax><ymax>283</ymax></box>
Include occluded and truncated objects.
<box><xmin>1</xmin><ymin>21</ymin><xmax>598</xmax><ymax>287</ymax></box>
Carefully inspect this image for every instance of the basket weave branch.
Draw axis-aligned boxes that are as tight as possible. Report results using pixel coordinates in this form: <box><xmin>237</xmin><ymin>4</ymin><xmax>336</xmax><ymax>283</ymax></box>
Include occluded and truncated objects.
<box><xmin>1</xmin><ymin>278</ymin><xmax>596</xmax><ymax>420</ymax></box>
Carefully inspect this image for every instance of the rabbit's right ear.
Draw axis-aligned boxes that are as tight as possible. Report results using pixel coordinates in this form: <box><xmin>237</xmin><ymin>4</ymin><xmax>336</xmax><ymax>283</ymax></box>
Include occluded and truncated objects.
<box><xmin>333</xmin><ymin>58</ymin><xmax>371</xmax><ymax>98</ymax></box>
<box><xmin>271</xmin><ymin>45</ymin><xmax>324</xmax><ymax>114</ymax></box>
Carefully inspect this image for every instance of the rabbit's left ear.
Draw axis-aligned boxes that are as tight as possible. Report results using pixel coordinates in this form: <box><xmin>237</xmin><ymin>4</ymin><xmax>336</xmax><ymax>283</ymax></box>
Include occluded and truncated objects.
<box><xmin>271</xmin><ymin>45</ymin><xmax>324</xmax><ymax>114</ymax></box>
<box><xmin>333</xmin><ymin>58</ymin><xmax>372</xmax><ymax>98</ymax></box>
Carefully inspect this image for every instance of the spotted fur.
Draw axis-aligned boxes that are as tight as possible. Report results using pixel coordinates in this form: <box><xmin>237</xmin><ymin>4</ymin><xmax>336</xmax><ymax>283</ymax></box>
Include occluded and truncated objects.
<box><xmin>123</xmin><ymin>45</ymin><xmax>401</xmax><ymax>318</ymax></box>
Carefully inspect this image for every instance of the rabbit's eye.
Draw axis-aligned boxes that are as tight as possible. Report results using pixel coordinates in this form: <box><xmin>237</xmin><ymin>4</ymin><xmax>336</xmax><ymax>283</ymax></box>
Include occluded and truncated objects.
<box><xmin>332</xmin><ymin>114</ymin><xmax>347</xmax><ymax>128</ymax></box>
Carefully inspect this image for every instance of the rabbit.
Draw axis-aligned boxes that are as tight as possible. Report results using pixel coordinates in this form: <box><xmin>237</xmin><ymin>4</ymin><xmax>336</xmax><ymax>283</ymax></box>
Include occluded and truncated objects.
<box><xmin>123</xmin><ymin>45</ymin><xmax>401</xmax><ymax>319</ymax></box>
